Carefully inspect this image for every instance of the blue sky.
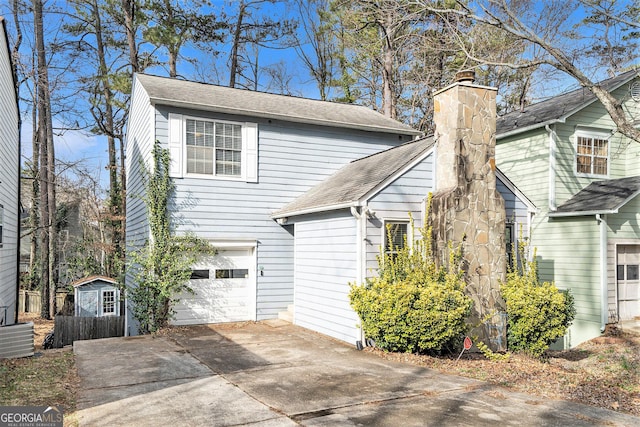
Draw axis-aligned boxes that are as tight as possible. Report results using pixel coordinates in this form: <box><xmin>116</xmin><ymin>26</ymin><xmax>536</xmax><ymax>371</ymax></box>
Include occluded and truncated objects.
<box><xmin>7</xmin><ymin>0</ymin><xmax>638</xmax><ymax>192</ymax></box>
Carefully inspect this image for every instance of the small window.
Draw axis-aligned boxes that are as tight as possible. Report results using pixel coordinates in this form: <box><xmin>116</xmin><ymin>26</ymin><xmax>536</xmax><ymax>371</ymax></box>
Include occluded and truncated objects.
<box><xmin>190</xmin><ymin>269</ymin><xmax>210</xmax><ymax>280</ymax></box>
<box><xmin>576</xmin><ymin>133</ymin><xmax>609</xmax><ymax>176</ymax></box>
<box><xmin>102</xmin><ymin>290</ymin><xmax>116</xmax><ymax>315</ymax></box>
<box><xmin>384</xmin><ymin>222</ymin><xmax>408</xmax><ymax>255</ymax></box>
<box><xmin>628</xmin><ymin>265</ymin><xmax>639</xmax><ymax>281</ymax></box>
<box><xmin>215</xmin><ymin>269</ymin><xmax>249</xmax><ymax>279</ymax></box>
<box><xmin>505</xmin><ymin>223</ymin><xmax>515</xmax><ymax>268</ymax></box>
<box><xmin>0</xmin><ymin>204</ymin><xmax>3</xmax><ymax>247</ymax></box>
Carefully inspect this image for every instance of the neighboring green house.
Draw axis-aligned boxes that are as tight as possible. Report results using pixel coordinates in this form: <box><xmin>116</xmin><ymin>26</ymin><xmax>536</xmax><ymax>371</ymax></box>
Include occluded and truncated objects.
<box><xmin>496</xmin><ymin>69</ymin><xmax>640</xmax><ymax>347</ymax></box>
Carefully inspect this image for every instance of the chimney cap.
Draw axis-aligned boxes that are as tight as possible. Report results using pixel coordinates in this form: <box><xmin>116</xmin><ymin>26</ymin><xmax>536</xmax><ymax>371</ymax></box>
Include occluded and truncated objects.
<box><xmin>455</xmin><ymin>70</ymin><xmax>475</xmax><ymax>83</ymax></box>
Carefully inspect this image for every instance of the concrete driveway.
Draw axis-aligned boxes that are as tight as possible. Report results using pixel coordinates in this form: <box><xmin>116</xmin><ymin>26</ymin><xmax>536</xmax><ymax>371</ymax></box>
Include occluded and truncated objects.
<box><xmin>74</xmin><ymin>320</ymin><xmax>639</xmax><ymax>426</ymax></box>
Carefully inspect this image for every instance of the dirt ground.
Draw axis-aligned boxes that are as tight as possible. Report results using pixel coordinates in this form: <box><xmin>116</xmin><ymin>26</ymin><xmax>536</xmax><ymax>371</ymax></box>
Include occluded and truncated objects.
<box><xmin>2</xmin><ymin>314</ymin><xmax>639</xmax><ymax>419</ymax></box>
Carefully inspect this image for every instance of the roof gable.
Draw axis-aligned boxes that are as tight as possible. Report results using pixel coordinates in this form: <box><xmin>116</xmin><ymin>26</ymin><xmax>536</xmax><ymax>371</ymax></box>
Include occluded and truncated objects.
<box><xmin>551</xmin><ymin>175</ymin><xmax>640</xmax><ymax>216</ymax></box>
<box><xmin>272</xmin><ymin>137</ymin><xmax>435</xmax><ymax>218</ymax></box>
<box><xmin>134</xmin><ymin>73</ymin><xmax>421</xmax><ymax>136</ymax></box>
<box><xmin>497</xmin><ymin>69</ymin><xmax>639</xmax><ymax>138</ymax></box>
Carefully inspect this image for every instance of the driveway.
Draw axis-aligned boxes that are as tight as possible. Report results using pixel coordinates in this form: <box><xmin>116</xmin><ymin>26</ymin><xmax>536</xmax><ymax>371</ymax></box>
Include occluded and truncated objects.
<box><xmin>74</xmin><ymin>320</ymin><xmax>639</xmax><ymax>426</ymax></box>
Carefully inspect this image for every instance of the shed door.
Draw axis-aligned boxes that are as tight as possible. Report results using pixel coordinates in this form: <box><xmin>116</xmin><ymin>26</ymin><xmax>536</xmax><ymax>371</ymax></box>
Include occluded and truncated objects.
<box><xmin>171</xmin><ymin>248</ymin><xmax>255</xmax><ymax>325</ymax></box>
<box><xmin>617</xmin><ymin>245</ymin><xmax>640</xmax><ymax>320</ymax></box>
<box><xmin>78</xmin><ymin>291</ymin><xmax>98</xmax><ymax>317</ymax></box>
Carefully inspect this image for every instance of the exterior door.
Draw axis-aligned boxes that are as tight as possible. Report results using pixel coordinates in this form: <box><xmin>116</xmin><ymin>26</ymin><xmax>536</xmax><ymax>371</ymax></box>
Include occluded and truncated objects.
<box><xmin>617</xmin><ymin>245</ymin><xmax>640</xmax><ymax>320</ymax></box>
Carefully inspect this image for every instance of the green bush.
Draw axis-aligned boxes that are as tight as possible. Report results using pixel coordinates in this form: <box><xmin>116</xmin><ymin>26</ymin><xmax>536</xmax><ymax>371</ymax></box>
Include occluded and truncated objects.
<box><xmin>349</xmin><ymin>210</ymin><xmax>472</xmax><ymax>354</ymax></box>
<box><xmin>501</xmin><ymin>244</ymin><xmax>576</xmax><ymax>357</ymax></box>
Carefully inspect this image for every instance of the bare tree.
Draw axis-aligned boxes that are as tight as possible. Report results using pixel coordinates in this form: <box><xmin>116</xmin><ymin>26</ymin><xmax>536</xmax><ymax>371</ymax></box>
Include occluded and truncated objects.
<box><xmin>414</xmin><ymin>0</ymin><xmax>640</xmax><ymax>142</ymax></box>
<box><xmin>228</xmin><ymin>0</ymin><xmax>296</xmax><ymax>89</ymax></box>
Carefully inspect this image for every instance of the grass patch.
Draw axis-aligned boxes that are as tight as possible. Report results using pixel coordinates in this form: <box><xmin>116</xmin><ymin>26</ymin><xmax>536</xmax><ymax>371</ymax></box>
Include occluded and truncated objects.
<box><xmin>0</xmin><ymin>349</ymin><xmax>78</xmax><ymax>416</ymax></box>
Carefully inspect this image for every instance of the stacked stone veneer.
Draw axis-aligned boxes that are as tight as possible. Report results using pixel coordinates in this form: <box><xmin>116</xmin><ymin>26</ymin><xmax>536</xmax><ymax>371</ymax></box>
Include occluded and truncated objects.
<box><xmin>429</xmin><ymin>75</ymin><xmax>507</xmax><ymax>351</ymax></box>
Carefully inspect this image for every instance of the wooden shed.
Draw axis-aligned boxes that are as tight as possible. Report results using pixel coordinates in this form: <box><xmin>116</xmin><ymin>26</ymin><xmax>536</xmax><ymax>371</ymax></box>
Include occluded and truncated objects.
<box><xmin>73</xmin><ymin>276</ymin><xmax>120</xmax><ymax>317</ymax></box>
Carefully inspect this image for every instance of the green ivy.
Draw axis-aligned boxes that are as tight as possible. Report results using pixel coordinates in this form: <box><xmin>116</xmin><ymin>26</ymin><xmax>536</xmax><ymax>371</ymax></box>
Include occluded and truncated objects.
<box><xmin>349</xmin><ymin>201</ymin><xmax>472</xmax><ymax>355</ymax></box>
<box><xmin>127</xmin><ymin>142</ymin><xmax>215</xmax><ymax>334</ymax></box>
<box><xmin>501</xmin><ymin>240</ymin><xmax>576</xmax><ymax>358</ymax></box>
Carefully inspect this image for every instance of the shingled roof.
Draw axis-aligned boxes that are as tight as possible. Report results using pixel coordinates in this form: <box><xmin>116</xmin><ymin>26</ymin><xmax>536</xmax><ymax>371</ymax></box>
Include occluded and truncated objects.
<box><xmin>272</xmin><ymin>137</ymin><xmax>435</xmax><ymax>218</ymax></box>
<box><xmin>496</xmin><ymin>69</ymin><xmax>639</xmax><ymax>137</ymax></box>
<box><xmin>135</xmin><ymin>73</ymin><xmax>421</xmax><ymax>136</ymax></box>
<box><xmin>551</xmin><ymin>176</ymin><xmax>640</xmax><ymax>217</ymax></box>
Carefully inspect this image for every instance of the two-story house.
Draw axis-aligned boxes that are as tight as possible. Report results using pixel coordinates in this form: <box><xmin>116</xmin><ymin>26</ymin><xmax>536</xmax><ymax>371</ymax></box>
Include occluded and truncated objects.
<box><xmin>496</xmin><ymin>69</ymin><xmax>640</xmax><ymax>347</ymax></box>
<box><xmin>0</xmin><ymin>17</ymin><xmax>20</xmax><ymax>328</ymax></box>
<box><xmin>125</xmin><ymin>73</ymin><xmax>534</xmax><ymax>346</ymax></box>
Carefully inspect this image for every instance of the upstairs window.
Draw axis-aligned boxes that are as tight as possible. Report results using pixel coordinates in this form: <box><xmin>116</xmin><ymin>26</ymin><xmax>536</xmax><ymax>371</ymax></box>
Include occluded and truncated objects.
<box><xmin>168</xmin><ymin>113</ymin><xmax>258</xmax><ymax>182</ymax></box>
<box><xmin>186</xmin><ymin>119</ymin><xmax>242</xmax><ymax>177</ymax></box>
<box><xmin>576</xmin><ymin>131</ymin><xmax>609</xmax><ymax>177</ymax></box>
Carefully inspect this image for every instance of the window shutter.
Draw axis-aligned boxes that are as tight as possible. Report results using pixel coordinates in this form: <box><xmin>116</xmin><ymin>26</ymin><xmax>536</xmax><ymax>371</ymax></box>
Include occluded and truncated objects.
<box><xmin>168</xmin><ymin>113</ymin><xmax>183</xmax><ymax>178</ymax></box>
<box><xmin>243</xmin><ymin>122</ymin><xmax>258</xmax><ymax>183</ymax></box>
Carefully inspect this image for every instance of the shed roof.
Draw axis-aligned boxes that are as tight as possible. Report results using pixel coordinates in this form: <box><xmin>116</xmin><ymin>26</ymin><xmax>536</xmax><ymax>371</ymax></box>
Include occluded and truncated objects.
<box><xmin>496</xmin><ymin>69</ymin><xmax>639</xmax><ymax>138</ymax></box>
<box><xmin>71</xmin><ymin>275</ymin><xmax>117</xmax><ymax>288</ymax></box>
<box><xmin>134</xmin><ymin>73</ymin><xmax>422</xmax><ymax>136</ymax></box>
<box><xmin>272</xmin><ymin>137</ymin><xmax>435</xmax><ymax>218</ymax></box>
<box><xmin>551</xmin><ymin>175</ymin><xmax>640</xmax><ymax>217</ymax></box>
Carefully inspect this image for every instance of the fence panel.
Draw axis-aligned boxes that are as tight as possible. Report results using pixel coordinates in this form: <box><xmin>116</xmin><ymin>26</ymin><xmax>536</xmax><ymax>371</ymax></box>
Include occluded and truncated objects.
<box><xmin>18</xmin><ymin>292</ymin><xmax>68</xmax><ymax>314</ymax></box>
<box><xmin>53</xmin><ymin>315</ymin><xmax>125</xmax><ymax>348</ymax></box>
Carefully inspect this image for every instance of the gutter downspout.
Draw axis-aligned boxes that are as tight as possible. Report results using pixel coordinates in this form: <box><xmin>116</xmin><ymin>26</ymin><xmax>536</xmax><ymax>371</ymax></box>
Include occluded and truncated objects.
<box><xmin>546</xmin><ymin>125</ymin><xmax>557</xmax><ymax>212</ymax></box>
<box><xmin>596</xmin><ymin>214</ymin><xmax>608</xmax><ymax>332</ymax></box>
<box><xmin>351</xmin><ymin>206</ymin><xmax>366</xmax><ymax>349</ymax></box>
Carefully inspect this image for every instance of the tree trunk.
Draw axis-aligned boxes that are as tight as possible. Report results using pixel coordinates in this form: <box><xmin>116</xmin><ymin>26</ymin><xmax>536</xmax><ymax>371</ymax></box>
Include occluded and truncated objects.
<box><xmin>381</xmin><ymin>11</ymin><xmax>395</xmax><ymax>119</ymax></box>
<box><xmin>229</xmin><ymin>1</ymin><xmax>246</xmax><ymax>88</ymax></box>
<box><xmin>122</xmin><ymin>0</ymin><xmax>139</xmax><ymax>72</ymax></box>
<box><xmin>34</xmin><ymin>0</ymin><xmax>56</xmax><ymax>318</ymax></box>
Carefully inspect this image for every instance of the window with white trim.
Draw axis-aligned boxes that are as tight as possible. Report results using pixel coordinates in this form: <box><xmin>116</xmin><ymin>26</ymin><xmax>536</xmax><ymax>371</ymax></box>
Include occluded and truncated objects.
<box><xmin>384</xmin><ymin>221</ymin><xmax>409</xmax><ymax>256</ymax></box>
<box><xmin>0</xmin><ymin>204</ymin><xmax>3</xmax><ymax>247</ymax></box>
<box><xmin>168</xmin><ymin>113</ymin><xmax>258</xmax><ymax>182</ymax></box>
<box><xmin>575</xmin><ymin>131</ymin><xmax>609</xmax><ymax>176</ymax></box>
<box><xmin>101</xmin><ymin>289</ymin><xmax>117</xmax><ymax>316</ymax></box>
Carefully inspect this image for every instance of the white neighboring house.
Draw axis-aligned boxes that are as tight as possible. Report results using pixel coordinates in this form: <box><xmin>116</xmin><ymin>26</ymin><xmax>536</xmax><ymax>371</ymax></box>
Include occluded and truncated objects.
<box><xmin>0</xmin><ymin>16</ymin><xmax>20</xmax><ymax>328</ymax></box>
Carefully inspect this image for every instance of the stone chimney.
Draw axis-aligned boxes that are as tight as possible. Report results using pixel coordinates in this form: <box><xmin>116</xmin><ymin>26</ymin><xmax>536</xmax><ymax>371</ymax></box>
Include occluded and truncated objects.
<box><xmin>430</xmin><ymin>70</ymin><xmax>507</xmax><ymax>351</ymax></box>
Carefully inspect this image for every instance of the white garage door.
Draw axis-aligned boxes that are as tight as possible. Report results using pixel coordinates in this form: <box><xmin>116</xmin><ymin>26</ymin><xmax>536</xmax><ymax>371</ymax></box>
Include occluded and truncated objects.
<box><xmin>172</xmin><ymin>248</ymin><xmax>256</xmax><ymax>325</ymax></box>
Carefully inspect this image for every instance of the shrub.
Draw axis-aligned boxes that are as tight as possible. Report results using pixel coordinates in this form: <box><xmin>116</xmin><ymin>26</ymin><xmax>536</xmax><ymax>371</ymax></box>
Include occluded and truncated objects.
<box><xmin>501</xmin><ymin>243</ymin><xmax>576</xmax><ymax>358</ymax></box>
<box><xmin>349</xmin><ymin>209</ymin><xmax>472</xmax><ymax>354</ymax></box>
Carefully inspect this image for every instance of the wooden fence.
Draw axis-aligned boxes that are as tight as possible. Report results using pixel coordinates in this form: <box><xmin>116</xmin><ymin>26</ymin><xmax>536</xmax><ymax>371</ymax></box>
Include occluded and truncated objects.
<box><xmin>19</xmin><ymin>291</ymin><xmax>68</xmax><ymax>314</ymax></box>
<box><xmin>53</xmin><ymin>315</ymin><xmax>125</xmax><ymax>348</ymax></box>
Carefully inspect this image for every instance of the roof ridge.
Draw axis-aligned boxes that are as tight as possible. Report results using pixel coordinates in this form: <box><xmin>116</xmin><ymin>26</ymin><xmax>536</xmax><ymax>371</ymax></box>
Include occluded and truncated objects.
<box><xmin>137</xmin><ymin>72</ymin><xmax>376</xmax><ymax>110</ymax></box>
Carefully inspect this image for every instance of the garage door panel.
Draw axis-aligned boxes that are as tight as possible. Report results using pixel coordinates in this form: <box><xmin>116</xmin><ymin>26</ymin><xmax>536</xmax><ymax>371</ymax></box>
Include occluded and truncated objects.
<box><xmin>171</xmin><ymin>247</ymin><xmax>255</xmax><ymax>325</ymax></box>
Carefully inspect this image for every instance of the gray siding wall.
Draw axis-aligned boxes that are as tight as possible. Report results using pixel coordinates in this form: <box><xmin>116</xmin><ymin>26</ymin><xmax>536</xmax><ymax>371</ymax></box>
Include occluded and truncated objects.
<box><xmin>124</xmin><ymin>77</ymin><xmax>153</xmax><ymax>334</ymax></box>
<box><xmin>364</xmin><ymin>154</ymin><xmax>434</xmax><ymax>275</ymax></box>
<box><xmin>293</xmin><ymin>211</ymin><xmax>360</xmax><ymax>344</ymax></box>
<box><xmin>153</xmin><ymin>105</ymin><xmax>411</xmax><ymax>319</ymax></box>
<box><xmin>0</xmin><ymin>24</ymin><xmax>19</xmax><ymax>326</ymax></box>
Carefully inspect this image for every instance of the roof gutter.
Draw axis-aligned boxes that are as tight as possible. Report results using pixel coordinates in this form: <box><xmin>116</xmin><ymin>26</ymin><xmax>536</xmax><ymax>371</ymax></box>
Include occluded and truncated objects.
<box><xmin>497</xmin><ymin>118</ymin><xmax>564</xmax><ymax>140</ymax></box>
<box><xmin>549</xmin><ymin>209</ymin><xmax>618</xmax><ymax>218</ymax></box>
<box><xmin>272</xmin><ymin>202</ymin><xmax>358</xmax><ymax>220</ymax></box>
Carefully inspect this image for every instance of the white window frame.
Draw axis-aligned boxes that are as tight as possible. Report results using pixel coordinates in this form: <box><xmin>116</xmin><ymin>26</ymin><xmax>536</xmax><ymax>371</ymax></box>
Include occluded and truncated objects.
<box><xmin>101</xmin><ymin>289</ymin><xmax>118</xmax><ymax>316</ymax></box>
<box><xmin>0</xmin><ymin>204</ymin><xmax>3</xmax><ymax>248</ymax></box>
<box><xmin>168</xmin><ymin>113</ymin><xmax>258</xmax><ymax>183</ymax></box>
<box><xmin>574</xmin><ymin>128</ymin><xmax>611</xmax><ymax>178</ymax></box>
<box><xmin>382</xmin><ymin>219</ymin><xmax>410</xmax><ymax>256</ymax></box>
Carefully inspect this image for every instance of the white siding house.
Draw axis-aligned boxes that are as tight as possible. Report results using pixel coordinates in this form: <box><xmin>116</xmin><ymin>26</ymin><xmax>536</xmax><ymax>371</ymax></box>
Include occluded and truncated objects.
<box><xmin>125</xmin><ymin>74</ymin><xmax>421</xmax><ymax>335</ymax></box>
<box><xmin>0</xmin><ymin>17</ymin><xmax>20</xmax><ymax>327</ymax></box>
<box><xmin>273</xmin><ymin>139</ymin><xmax>534</xmax><ymax>345</ymax></box>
